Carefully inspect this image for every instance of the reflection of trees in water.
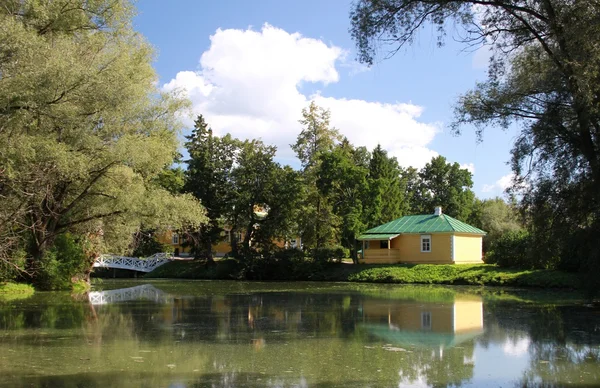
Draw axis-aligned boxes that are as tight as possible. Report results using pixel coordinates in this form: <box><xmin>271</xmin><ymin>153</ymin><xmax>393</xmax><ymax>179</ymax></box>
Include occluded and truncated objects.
<box><xmin>2</xmin><ymin>286</ymin><xmax>599</xmax><ymax>388</ymax></box>
<box><xmin>480</xmin><ymin>302</ymin><xmax>600</xmax><ymax>387</ymax></box>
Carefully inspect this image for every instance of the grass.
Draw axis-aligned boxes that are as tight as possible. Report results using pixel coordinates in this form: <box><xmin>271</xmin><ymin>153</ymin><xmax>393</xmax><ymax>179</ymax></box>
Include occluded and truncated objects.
<box><xmin>344</xmin><ymin>264</ymin><xmax>580</xmax><ymax>288</ymax></box>
<box><xmin>143</xmin><ymin>260</ymin><xmax>581</xmax><ymax>289</ymax></box>
<box><xmin>0</xmin><ymin>282</ymin><xmax>35</xmax><ymax>301</ymax></box>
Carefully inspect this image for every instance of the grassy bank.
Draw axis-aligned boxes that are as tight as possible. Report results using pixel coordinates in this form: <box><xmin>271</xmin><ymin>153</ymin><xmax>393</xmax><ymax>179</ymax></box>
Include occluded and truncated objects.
<box><xmin>144</xmin><ymin>260</ymin><xmax>581</xmax><ymax>289</ymax></box>
<box><xmin>0</xmin><ymin>282</ymin><xmax>35</xmax><ymax>301</ymax></box>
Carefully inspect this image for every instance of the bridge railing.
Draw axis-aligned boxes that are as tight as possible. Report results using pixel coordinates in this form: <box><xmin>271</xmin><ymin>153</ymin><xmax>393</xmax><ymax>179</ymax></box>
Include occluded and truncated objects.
<box><xmin>93</xmin><ymin>253</ymin><xmax>173</xmax><ymax>273</ymax></box>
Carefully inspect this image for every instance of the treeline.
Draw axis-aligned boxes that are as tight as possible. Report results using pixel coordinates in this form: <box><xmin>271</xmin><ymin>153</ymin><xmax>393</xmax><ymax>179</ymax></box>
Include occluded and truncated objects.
<box><xmin>170</xmin><ymin>103</ymin><xmax>522</xmax><ymax>265</ymax></box>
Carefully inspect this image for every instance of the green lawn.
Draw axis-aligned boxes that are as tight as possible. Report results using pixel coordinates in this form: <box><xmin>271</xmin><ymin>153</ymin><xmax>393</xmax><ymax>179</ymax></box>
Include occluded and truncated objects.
<box><xmin>144</xmin><ymin>260</ymin><xmax>580</xmax><ymax>289</ymax></box>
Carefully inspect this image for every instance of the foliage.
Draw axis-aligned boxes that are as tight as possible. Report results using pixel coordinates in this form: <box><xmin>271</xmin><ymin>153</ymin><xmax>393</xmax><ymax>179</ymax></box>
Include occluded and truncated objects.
<box><xmin>365</xmin><ymin>145</ymin><xmax>410</xmax><ymax>227</ymax></box>
<box><xmin>412</xmin><ymin>156</ymin><xmax>475</xmax><ymax>221</ymax></box>
<box><xmin>144</xmin><ymin>258</ymin><xmax>580</xmax><ymax>289</ymax></box>
<box><xmin>292</xmin><ymin>101</ymin><xmax>342</xmax><ymax>249</ymax></box>
<box><xmin>311</xmin><ymin>246</ymin><xmax>350</xmax><ymax>264</ymax></box>
<box><xmin>318</xmin><ymin>140</ymin><xmax>369</xmax><ymax>259</ymax></box>
<box><xmin>36</xmin><ymin>234</ymin><xmax>91</xmax><ymax>290</ymax></box>
<box><xmin>0</xmin><ymin>282</ymin><xmax>34</xmax><ymax>296</ymax></box>
<box><xmin>470</xmin><ymin>197</ymin><xmax>523</xmax><ymax>252</ymax></box>
<box><xmin>184</xmin><ymin>116</ymin><xmax>237</xmax><ymax>261</ymax></box>
<box><xmin>130</xmin><ymin>230</ymin><xmax>173</xmax><ymax>257</ymax></box>
<box><xmin>347</xmin><ymin>264</ymin><xmax>579</xmax><ymax>288</ymax></box>
<box><xmin>349</xmin><ymin>0</ymin><xmax>600</xmax><ymax>292</ymax></box>
<box><xmin>485</xmin><ymin>230</ymin><xmax>534</xmax><ymax>268</ymax></box>
<box><xmin>0</xmin><ymin>0</ymin><xmax>206</xmax><ymax>287</ymax></box>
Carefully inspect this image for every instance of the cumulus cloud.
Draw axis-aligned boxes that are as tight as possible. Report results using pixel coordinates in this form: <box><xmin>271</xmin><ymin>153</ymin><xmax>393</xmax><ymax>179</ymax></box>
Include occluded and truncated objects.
<box><xmin>163</xmin><ymin>23</ymin><xmax>440</xmax><ymax>169</ymax></box>
<box><xmin>460</xmin><ymin>163</ymin><xmax>476</xmax><ymax>175</ymax></box>
<box><xmin>482</xmin><ymin>173</ymin><xmax>514</xmax><ymax>193</ymax></box>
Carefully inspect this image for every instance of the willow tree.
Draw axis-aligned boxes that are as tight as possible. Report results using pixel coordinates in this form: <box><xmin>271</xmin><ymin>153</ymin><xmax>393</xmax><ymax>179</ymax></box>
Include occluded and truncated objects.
<box><xmin>350</xmin><ymin>1</ymin><xmax>600</xmax><ymax>276</ymax></box>
<box><xmin>0</xmin><ymin>0</ymin><xmax>205</xmax><ymax>285</ymax></box>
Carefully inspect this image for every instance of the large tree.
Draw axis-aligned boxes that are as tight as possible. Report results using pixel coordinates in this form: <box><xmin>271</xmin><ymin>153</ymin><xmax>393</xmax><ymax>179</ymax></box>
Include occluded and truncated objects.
<box><xmin>365</xmin><ymin>144</ymin><xmax>410</xmax><ymax>227</ymax></box>
<box><xmin>318</xmin><ymin>139</ymin><xmax>369</xmax><ymax>260</ymax></box>
<box><xmin>412</xmin><ymin>156</ymin><xmax>475</xmax><ymax>221</ymax></box>
<box><xmin>230</xmin><ymin>140</ymin><xmax>302</xmax><ymax>255</ymax></box>
<box><xmin>0</xmin><ymin>0</ymin><xmax>205</xmax><ymax>285</ymax></box>
<box><xmin>292</xmin><ymin>101</ymin><xmax>342</xmax><ymax>249</ymax></box>
<box><xmin>184</xmin><ymin>116</ymin><xmax>237</xmax><ymax>261</ymax></box>
<box><xmin>350</xmin><ymin>1</ymin><xmax>600</xmax><ymax>275</ymax></box>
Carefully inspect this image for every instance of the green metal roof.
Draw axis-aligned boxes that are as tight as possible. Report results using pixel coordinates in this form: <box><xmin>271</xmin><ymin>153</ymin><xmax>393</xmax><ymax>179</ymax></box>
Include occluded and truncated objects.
<box><xmin>362</xmin><ymin>214</ymin><xmax>486</xmax><ymax>235</ymax></box>
<box><xmin>357</xmin><ymin>233</ymin><xmax>400</xmax><ymax>241</ymax></box>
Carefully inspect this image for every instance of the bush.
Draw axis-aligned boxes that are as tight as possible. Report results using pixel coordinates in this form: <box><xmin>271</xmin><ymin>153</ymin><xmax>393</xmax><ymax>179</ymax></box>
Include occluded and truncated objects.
<box><xmin>131</xmin><ymin>230</ymin><xmax>173</xmax><ymax>257</ymax></box>
<box><xmin>37</xmin><ymin>233</ymin><xmax>90</xmax><ymax>290</ymax></box>
<box><xmin>485</xmin><ymin>230</ymin><xmax>534</xmax><ymax>268</ymax></box>
<box><xmin>311</xmin><ymin>246</ymin><xmax>349</xmax><ymax>264</ymax></box>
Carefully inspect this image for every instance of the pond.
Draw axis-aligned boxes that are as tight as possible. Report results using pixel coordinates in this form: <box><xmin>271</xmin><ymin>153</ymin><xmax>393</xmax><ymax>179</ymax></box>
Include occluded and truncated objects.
<box><xmin>0</xmin><ymin>280</ymin><xmax>598</xmax><ymax>387</ymax></box>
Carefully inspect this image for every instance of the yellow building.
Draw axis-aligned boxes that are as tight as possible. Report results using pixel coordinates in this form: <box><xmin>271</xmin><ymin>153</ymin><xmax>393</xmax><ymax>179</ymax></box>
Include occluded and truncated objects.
<box><xmin>156</xmin><ymin>228</ymin><xmax>301</xmax><ymax>257</ymax></box>
<box><xmin>357</xmin><ymin>207</ymin><xmax>485</xmax><ymax>264</ymax></box>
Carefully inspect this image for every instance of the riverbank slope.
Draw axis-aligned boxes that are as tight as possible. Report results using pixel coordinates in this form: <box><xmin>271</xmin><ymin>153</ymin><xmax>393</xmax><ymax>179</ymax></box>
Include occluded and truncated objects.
<box><xmin>143</xmin><ymin>260</ymin><xmax>580</xmax><ymax>289</ymax></box>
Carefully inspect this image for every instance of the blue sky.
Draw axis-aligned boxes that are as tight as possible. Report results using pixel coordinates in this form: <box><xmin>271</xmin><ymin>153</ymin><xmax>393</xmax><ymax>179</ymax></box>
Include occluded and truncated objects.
<box><xmin>133</xmin><ymin>0</ymin><xmax>518</xmax><ymax>198</ymax></box>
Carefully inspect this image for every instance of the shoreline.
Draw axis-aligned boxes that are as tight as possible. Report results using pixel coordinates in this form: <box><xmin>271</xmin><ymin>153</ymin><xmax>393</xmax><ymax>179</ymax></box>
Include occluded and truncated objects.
<box><xmin>141</xmin><ymin>260</ymin><xmax>582</xmax><ymax>290</ymax></box>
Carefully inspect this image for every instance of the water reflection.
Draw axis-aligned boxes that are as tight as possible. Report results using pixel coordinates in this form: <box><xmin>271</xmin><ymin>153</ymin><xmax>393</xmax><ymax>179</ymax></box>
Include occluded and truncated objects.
<box><xmin>0</xmin><ymin>281</ymin><xmax>598</xmax><ymax>387</ymax></box>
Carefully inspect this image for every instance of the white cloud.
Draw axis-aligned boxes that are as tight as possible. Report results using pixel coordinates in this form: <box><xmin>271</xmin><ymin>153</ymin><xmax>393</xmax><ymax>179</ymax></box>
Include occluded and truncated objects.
<box><xmin>163</xmin><ymin>23</ymin><xmax>440</xmax><ymax>169</ymax></box>
<box><xmin>482</xmin><ymin>173</ymin><xmax>514</xmax><ymax>193</ymax></box>
<box><xmin>460</xmin><ymin>163</ymin><xmax>476</xmax><ymax>175</ymax></box>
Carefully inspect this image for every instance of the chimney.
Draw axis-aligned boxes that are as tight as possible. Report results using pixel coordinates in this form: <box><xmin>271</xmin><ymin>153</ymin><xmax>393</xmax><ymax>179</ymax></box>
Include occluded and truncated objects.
<box><xmin>434</xmin><ymin>206</ymin><xmax>442</xmax><ymax>216</ymax></box>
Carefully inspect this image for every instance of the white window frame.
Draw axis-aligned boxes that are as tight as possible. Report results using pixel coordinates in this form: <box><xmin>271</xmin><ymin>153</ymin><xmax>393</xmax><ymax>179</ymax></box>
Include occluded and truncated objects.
<box><xmin>172</xmin><ymin>233</ymin><xmax>179</xmax><ymax>245</ymax></box>
<box><xmin>420</xmin><ymin>234</ymin><xmax>431</xmax><ymax>252</ymax></box>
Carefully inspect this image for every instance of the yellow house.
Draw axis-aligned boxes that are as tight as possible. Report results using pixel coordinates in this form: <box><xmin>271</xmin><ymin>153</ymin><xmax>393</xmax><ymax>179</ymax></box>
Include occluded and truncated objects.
<box><xmin>357</xmin><ymin>207</ymin><xmax>485</xmax><ymax>264</ymax></box>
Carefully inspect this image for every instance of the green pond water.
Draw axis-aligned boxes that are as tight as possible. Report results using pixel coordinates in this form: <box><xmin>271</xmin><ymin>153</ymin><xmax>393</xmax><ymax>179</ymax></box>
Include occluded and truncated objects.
<box><xmin>0</xmin><ymin>280</ymin><xmax>599</xmax><ymax>387</ymax></box>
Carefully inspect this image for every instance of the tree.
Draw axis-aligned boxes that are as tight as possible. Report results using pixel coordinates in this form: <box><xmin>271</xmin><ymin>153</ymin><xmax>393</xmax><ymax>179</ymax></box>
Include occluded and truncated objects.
<box><xmin>0</xmin><ymin>0</ymin><xmax>205</xmax><ymax>287</ymax></box>
<box><xmin>318</xmin><ymin>140</ymin><xmax>369</xmax><ymax>260</ymax></box>
<box><xmin>184</xmin><ymin>116</ymin><xmax>238</xmax><ymax>262</ymax></box>
<box><xmin>412</xmin><ymin>156</ymin><xmax>475</xmax><ymax>221</ymax></box>
<box><xmin>365</xmin><ymin>145</ymin><xmax>410</xmax><ymax>228</ymax></box>
<box><xmin>292</xmin><ymin>102</ymin><xmax>342</xmax><ymax>249</ymax></box>
<box><xmin>350</xmin><ymin>0</ymin><xmax>600</xmax><ymax>282</ymax></box>
<box><xmin>230</xmin><ymin>141</ymin><xmax>303</xmax><ymax>255</ymax></box>
<box><xmin>469</xmin><ymin>197</ymin><xmax>523</xmax><ymax>253</ymax></box>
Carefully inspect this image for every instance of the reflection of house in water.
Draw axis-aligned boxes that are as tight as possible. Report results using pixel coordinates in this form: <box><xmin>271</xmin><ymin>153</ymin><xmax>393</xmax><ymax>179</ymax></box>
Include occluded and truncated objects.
<box><xmin>360</xmin><ymin>295</ymin><xmax>483</xmax><ymax>348</ymax></box>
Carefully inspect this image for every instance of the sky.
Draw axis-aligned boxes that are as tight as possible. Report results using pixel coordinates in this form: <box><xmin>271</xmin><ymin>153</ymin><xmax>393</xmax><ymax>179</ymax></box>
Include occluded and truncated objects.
<box><xmin>133</xmin><ymin>0</ymin><xmax>519</xmax><ymax>198</ymax></box>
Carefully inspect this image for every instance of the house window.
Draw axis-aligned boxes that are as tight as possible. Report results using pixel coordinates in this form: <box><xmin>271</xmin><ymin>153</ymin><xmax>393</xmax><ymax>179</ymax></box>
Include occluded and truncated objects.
<box><xmin>364</xmin><ymin>241</ymin><xmax>370</xmax><ymax>249</ymax></box>
<box><xmin>421</xmin><ymin>235</ymin><xmax>431</xmax><ymax>252</ymax></box>
<box><xmin>380</xmin><ymin>240</ymin><xmax>389</xmax><ymax>249</ymax></box>
<box><xmin>421</xmin><ymin>312</ymin><xmax>432</xmax><ymax>330</ymax></box>
<box><xmin>172</xmin><ymin>233</ymin><xmax>179</xmax><ymax>245</ymax></box>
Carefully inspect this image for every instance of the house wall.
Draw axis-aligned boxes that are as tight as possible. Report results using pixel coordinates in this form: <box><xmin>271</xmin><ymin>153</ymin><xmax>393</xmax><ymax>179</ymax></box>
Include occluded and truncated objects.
<box><xmin>453</xmin><ymin>234</ymin><xmax>483</xmax><ymax>263</ymax></box>
<box><xmin>156</xmin><ymin>230</ymin><xmax>192</xmax><ymax>255</ymax></box>
<box><xmin>396</xmin><ymin>233</ymin><xmax>453</xmax><ymax>264</ymax></box>
<box><xmin>361</xmin><ymin>233</ymin><xmax>483</xmax><ymax>264</ymax></box>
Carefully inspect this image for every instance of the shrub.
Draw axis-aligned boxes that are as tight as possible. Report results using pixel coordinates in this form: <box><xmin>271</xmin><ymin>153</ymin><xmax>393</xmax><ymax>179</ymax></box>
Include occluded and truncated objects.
<box><xmin>485</xmin><ymin>230</ymin><xmax>534</xmax><ymax>268</ymax></box>
<box><xmin>37</xmin><ymin>233</ymin><xmax>90</xmax><ymax>290</ymax></box>
<box><xmin>311</xmin><ymin>246</ymin><xmax>349</xmax><ymax>264</ymax></box>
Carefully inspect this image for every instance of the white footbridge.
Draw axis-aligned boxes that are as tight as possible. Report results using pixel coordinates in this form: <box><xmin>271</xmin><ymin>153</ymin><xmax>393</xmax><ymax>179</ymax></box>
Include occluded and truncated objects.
<box><xmin>88</xmin><ymin>284</ymin><xmax>170</xmax><ymax>305</ymax></box>
<box><xmin>92</xmin><ymin>253</ymin><xmax>173</xmax><ymax>273</ymax></box>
